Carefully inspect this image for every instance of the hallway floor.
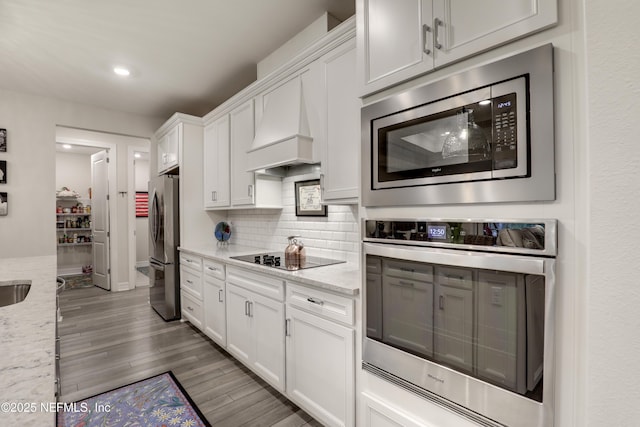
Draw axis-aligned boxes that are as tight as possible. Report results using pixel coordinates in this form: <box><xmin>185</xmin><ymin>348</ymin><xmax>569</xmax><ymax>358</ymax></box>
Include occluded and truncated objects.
<box><xmin>57</xmin><ymin>286</ymin><xmax>322</xmax><ymax>427</ymax></box>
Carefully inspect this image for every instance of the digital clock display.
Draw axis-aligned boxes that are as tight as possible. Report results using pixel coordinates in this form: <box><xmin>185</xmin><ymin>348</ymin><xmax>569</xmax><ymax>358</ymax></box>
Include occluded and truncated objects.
<box><xmin>427</xmin><ymin>225</ymin><xmax>447</xmax><ymax>240</ymax></box>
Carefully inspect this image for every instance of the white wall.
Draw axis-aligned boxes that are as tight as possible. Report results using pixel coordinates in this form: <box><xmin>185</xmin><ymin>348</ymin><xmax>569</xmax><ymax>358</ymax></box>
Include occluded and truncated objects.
<box><xmin>55</xmin><ymin>151</ymin><xmax>93</xmax><ymax>199</ymax></box>
<box><xmin>582</xmin><ymin>1</ymin><xmax>640</xmax><ymax>425</ymax></box>
<box><xmin>227</xmin><ymin>172</ymin><xmax>359</xmax><ymax>263</ymax></box>
<box><xmin>134</xmin><ymin>159</ymin><xmax>149</xmax><ymax>265</ymax></box>
<box><xmin>0</xmin><ymin>87</ymin><xmax>161</xmax><ymax>265</ymax></box>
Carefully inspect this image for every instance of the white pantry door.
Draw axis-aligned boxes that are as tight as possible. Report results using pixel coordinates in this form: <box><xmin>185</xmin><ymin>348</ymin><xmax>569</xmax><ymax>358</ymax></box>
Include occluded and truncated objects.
<box><xmin>91</xmin><ymin>150</ymin><xmax>110</xmax><ymax>290</ymax></box>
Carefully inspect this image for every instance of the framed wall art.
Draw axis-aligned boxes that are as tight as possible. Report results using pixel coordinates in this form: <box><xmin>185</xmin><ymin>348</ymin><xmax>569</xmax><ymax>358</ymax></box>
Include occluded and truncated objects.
<box><xmin>0</xmin><ymin>160</ymin><xmax>6</xmax><ymax>184</ymax></box>
<box><xmin>0</xmin><ymin>128</ymin><xmax>6</xmax><ymax>152</ymax></box>
<box><xmin>0</xmin><ymin>193</ymin><xmax>7</xmax><ymax>216</ymax></box>
<box><xmin>294</xmin><ymin>179</ymin><xmax>327</xmax><ymax>217</ymax></box>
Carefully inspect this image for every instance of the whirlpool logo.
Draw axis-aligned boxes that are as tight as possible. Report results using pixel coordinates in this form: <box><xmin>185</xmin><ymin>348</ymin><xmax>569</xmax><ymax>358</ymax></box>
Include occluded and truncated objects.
<box><xmin>428</xmin><ymin>374</ymin><xmax>445</xmax><ymax>384</ymax></box>
<box><xmin>431</xmin><ymin>168</ymin><xmax>442</xmax><ymax>173</ymax></box>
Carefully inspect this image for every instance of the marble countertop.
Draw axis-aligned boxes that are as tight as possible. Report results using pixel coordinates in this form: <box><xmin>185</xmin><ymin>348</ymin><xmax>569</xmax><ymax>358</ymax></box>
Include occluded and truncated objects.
<box><xmin>179</xmin><ymin>244</ymin><xmax>361</xmax><ymax>296</ymax></box>
<box><xmin>0</xmin><ymin>255</ymin><xmax>57</xmax><ymax>427</ymax></box>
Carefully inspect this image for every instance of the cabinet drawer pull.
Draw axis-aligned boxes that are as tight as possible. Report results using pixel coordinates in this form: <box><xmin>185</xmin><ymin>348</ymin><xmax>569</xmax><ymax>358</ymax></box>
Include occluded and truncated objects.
<box><xmin>307</xmin><ymin>297</ymin><xmax>324</xmax><ymax>305</ymax></box>
<box><xmin>398</xmin><ymin>280</ymin><xmax>414</xmax><ymax>287</ymax></box>
<box><xmin>400</xmin><ymin>267</ymin><xmax>415</xmax><ymax>272</ymax></box>
<box><xmin>187</xmin><ymin>306</ymin><xmax>194</xmax><ymax>312</ymax></box>
<box><xmin>434</xmin><ymin>18</ymin><xmax>443</xmax><ymax>50</ymax></box>
<box><xmin>186</xmin><ymin>279</ymin><xmax>194</xmax><ymax>284</ymax></box>
<box><xmin>422</xmin><ymin>23</ymin><xmax>431</xmax><ymax>55</ymax></box>
<box><xmin>207</xmin><ymin>266</ymin><xmax>218</xmax><ymax>272</ymax></box>
<box><xmin>433</xmin><ymin>18</ymin><xmax>443</xmax><ymax>50</ymax></box>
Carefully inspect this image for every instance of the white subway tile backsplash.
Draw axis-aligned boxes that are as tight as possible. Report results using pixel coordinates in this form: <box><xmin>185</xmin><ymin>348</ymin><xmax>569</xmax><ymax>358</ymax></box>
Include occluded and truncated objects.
<box><xmin>226</xmin><ymin>174</ymin><xmax>359</xmax><ymax>261</ymax></box>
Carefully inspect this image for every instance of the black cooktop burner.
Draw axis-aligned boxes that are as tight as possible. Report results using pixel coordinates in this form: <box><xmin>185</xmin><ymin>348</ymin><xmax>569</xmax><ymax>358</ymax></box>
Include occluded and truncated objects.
<box><xmin>230</xmin><ymin>252</ymin><xmax>345</xmax><ymax>271</ymax></box>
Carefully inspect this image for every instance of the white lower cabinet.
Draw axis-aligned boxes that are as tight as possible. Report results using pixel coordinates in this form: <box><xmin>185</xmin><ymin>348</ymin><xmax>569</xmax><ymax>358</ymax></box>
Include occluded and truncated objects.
<box><xmin>181</xmin><ymin>290</ymin><xmax>204</xmax><ymax>330</ymax></box>
<box><xmin>225</xmin><ymin>267</ymin><xmax>286</xmax><ymax>392</ymax></box>
<box><xmin>285</xmin><ymin>282</ymin><xmax>355</xmax><ymax>427</ymax></box>
<box><xmin>203</xmin><ymin>259</ymin><xmax>226</xmax><ymax>346</ymax></box>
<box><xmin>362</xmin><ymin>392</ymin><xmax>427</xmax><ymax>427</ymax></box>
<box><xmin>180</xmin><ymin>253</ymin><xmax>204</xmax><ymax>329</ymax></box>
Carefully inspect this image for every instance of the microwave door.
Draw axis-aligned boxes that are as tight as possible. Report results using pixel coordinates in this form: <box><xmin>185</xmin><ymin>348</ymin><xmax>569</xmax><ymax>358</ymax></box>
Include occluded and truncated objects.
<box><xmin>372</xmin><ymin>86</ymin><xmax>492</xmax><ymax>190</ymax></box>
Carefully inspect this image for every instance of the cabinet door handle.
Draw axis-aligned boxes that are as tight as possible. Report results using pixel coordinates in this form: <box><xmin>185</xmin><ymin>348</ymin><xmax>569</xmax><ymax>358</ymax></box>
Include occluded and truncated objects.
<box><xmin>285</xmin><ymin>318</ymin><xmax>291</xmax><ymax>337</ymax></box>
<box><xmin>439</xmin><ymin>295</ymin><xmax>444</xmax><ymax>310</ymax></box>
<box><xmin>218</xmin><ymin>289</ymin><xmax>223</xmax><ymax>303</ymax></box>
<box><xmin>248</xmin><ymin>301</ymin><xmax>253</xmax><ymax>317</ymax></box>
<box><xmin>244</xmin><ymin>300</ymin><xmax>249</xmax><ymax>316</ymax></box>
<box><xmin>434</xmin><ymin>18</ymin><xmax>443</xmax><ymax>50</ymax></box>
<box><xmin>248</xmin><ymin>184</ymin><xmax>254</xmax><ymax>198</ymax></box>
<box><xmin>307</xmin><ymin>297</ymin><xmax>324</xmax><ymax>305</ymax></box>
<box><xmin>422</xmin><ymin>23</ymin><xmax>432</xmax><ymax>55</ymax></box>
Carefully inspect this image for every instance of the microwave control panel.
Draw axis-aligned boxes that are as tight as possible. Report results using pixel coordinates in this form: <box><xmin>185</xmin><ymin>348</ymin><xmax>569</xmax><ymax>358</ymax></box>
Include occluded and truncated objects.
<box><xmin>492</xmin><ymin>92</ymin><xmax>518</xmax><ymax>170</ymax></box>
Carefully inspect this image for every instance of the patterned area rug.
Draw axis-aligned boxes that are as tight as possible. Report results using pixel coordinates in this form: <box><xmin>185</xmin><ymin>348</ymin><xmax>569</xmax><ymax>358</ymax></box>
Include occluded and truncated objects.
<box><xmin>57</xmin><ymin>371</ymin><xmax>210</xmax><ymax>427</ymax></box>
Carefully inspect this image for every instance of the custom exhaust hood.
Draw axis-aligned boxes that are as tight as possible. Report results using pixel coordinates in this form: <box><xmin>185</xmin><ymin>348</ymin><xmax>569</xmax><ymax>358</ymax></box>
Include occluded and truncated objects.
<box><xmin>247</xmin><ymin>76</ymin><xmax>315</xmax><ymax>172</ymax></box>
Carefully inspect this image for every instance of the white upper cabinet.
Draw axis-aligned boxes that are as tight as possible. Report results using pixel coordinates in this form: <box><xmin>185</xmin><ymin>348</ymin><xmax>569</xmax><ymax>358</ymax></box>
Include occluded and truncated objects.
<box><xmin>358</xmin><ymin>0</ymin><xmax>433</xmax><ymax>96</ymax></box>
<box><xmin>357</xmin><ymin>0</ymin><xmax>558</xmax><ymax>95</ymax></box>
<box><xmin>203</xmin><ymin>115</ymin><xmax>230</xmax><ymax>209</ymax></box>
<box><xmin>157</xmin><ymin>123</ymin><xmax>181</xmax><ymax>174</ymax></box>
<box><xmin>318</xmin><ymin>39</ymin><xmax>361</xmax><ymax>203</ymax></box>
<box><xmin>230</xmin><ymin>100</ymin><xmax>256</xmax><ymax>206</ymax></box>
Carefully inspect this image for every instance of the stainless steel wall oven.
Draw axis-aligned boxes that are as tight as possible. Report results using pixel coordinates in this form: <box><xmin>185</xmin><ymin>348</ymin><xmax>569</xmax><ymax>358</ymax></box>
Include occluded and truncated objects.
<box><xmin>362</xmin><ymin>219</ymin><xmax>557</xmax><ymax>427</ymax></box>
<box><xmin>361</xmin><ymin>44</ymin><xmax>555</xmax><ymax>206</ymax></box>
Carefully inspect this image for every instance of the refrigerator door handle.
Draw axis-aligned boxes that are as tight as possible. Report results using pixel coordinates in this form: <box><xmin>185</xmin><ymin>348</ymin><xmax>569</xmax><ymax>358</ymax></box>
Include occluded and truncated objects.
<box><xmin>149</xmin><ymin>189</ymin><xmax>161</xmax><ymax>246</ymax></box>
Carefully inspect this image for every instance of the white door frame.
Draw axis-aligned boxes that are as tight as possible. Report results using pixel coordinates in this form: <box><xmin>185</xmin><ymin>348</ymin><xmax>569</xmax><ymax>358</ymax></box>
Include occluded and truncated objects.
<box><xmin>56</xmin><ymin>136</ymin><xmax>118</xmax><ymax>291</ymax></box>
<box><xmin>127</xmin><ymin>145</ymin><xmax>150</xmax><ymax>288</ymax></box>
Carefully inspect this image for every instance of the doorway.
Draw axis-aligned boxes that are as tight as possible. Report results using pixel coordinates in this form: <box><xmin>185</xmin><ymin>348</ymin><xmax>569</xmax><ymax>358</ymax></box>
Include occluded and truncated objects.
<box><xmin>131</xmin><ymin>149</ymin><xmax>150</xmax><ymax>287</ymax></box>
<box><xmin>56</xmin><ymin>126</ymin><xmax>150</xmax><ymax>291</ymax></box>
<box><xmin>55</xmin><ymin>143</ymin><xmax>111</xmax><ymax>288</ymax></box>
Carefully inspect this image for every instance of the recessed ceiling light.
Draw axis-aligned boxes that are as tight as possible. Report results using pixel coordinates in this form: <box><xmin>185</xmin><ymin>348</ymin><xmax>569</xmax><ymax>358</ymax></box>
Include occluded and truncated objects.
<box><xmin>134</xmin><ymin>153</ymin><xmax>141</xmax><ymax>158</ymax></box>
<box><xmin>479</xmin><ymin>100</ymin><xmax>491</xmax><ymax>106</ymax></box>
<box><xmin>113</xmin><ymin>67</ymin><xmax>130</xmax><ymax>77</ymax></box>
<box><xmin>62</xmin><ymin>144</ymin><xmax>72</xmax><ymax>149</ymax></box>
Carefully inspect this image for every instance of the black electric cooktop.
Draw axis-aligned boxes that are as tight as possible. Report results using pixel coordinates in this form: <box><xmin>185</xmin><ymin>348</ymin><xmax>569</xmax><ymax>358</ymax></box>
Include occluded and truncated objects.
<box><xmin>230</xmin><ymin>252</ymin><xmax>345</xmax><ymax>270</ymax></box>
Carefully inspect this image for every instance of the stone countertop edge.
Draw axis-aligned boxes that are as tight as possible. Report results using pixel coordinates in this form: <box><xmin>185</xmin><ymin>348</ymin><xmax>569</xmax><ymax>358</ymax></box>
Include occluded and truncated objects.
<box><xmin>0</xmin><ymin>255</ymin><xmax>57</xmax><ymax>427</ymax></box>
<box><xmin>179</xmin><ymin>244</ymin><xmax>361</xmax><ymax>296</ymax></box>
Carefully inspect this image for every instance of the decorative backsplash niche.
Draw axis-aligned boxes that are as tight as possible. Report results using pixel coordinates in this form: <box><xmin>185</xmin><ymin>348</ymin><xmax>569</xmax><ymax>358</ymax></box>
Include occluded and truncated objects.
<box><xmin>226</xmin><ymin>174</ymin><xmax>359</xmax><ymax>264</ymax></box>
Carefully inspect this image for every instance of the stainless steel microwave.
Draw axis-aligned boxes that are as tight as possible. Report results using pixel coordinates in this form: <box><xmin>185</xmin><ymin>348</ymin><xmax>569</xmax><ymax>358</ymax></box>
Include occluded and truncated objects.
<box><xmin>362</xmin><ymin>44</ymin><xmax>555</xmax><ymax>206</ymax></box>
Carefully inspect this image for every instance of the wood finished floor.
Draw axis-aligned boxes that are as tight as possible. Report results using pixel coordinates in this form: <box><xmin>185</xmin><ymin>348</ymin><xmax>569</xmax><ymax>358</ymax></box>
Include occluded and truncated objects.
<box><xmin>58</xmin><ymin>285</ymin><xmax>323</xmax><ymax>427</ymax></box>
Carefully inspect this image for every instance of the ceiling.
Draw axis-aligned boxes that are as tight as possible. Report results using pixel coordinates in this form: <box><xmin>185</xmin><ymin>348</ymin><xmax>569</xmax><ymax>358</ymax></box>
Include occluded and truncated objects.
<box><xmin>0</xmin><ymin>0</ymin><xmax>355</xmax><ymax>120</ymax></box>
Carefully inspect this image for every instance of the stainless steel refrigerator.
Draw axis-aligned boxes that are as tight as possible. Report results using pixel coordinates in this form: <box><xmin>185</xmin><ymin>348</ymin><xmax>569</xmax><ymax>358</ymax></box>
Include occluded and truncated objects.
<box><xmin>148</xmin><ymin>175</ymin><xmax>180</xmax><ymax>321</ymax></box>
